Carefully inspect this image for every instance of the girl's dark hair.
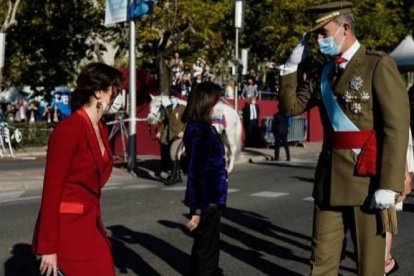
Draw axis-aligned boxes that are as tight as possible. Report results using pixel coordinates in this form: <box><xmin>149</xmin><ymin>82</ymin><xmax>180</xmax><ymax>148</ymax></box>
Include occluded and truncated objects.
<box><xmin>70</xmin><ymin>62</ymin><xmax>123</xmax><ymax>112</ymax></box>
<box><xmin>183</xmin><ymin>82</ymin><xmax>221</xmax><ymax>123</ymax></box>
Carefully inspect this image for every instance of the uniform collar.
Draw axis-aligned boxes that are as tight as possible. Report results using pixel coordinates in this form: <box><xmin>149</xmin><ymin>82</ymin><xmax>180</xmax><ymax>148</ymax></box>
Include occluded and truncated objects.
<box><xmin>338</xmin><ymin>40</ymin><xmax>360</xmax><ymax>69</ymax></box>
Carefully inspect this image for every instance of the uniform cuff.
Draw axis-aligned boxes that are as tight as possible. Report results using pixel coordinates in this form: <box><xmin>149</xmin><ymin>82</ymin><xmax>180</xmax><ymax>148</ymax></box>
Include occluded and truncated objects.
<box><xmin>279</xmin><ymin>64</ymin><xmax>298</xmax><ymax>76</ymax></box>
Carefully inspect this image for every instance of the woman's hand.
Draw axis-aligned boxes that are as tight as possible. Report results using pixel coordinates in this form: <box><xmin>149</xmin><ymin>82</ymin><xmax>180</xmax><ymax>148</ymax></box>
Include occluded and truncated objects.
<box><xmin>39</xmin><ymin>254</ymin><xmax>58</xmax><ymax>276</ymax></box>
<box><xmin>398</xmin><ymin>169</ymin><xmax>413</xmax><ymax>203</ymax></box>
<box><xmin>404</xmin><ymin>174</ymin><xmax>412</xmax><ymax>196</ymax></box>
<box><xmin>186</xmin><ymin>215</ymin><xmax>201</xmax><ymax>232</ymax></box>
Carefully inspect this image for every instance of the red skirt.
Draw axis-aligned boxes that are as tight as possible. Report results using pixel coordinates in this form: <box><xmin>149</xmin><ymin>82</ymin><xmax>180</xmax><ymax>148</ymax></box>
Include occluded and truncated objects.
<box><xmin>58</xmin><ymin>229</ymin><xmax>114</xmax><ymax>276</ymax></box>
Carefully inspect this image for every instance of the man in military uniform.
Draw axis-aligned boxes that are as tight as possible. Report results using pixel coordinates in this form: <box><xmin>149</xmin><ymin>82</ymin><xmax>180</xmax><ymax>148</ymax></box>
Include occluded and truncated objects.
<box><xmin>278</xmin><ymin>1</ymin><xmax>409</xmax><ymax>275</ymax></box>
<box><xmin>156</xmin><ymin>89</ymin><xmax>186</xmax><ymax>185</ymax></box>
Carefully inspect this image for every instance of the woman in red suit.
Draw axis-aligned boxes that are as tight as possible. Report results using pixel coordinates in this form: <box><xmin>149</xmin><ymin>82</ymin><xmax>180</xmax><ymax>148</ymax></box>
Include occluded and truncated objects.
<box><xmin>32</xmin><ymin>63</ymin><xmax>123</xmax><ymax>276</ymax></box>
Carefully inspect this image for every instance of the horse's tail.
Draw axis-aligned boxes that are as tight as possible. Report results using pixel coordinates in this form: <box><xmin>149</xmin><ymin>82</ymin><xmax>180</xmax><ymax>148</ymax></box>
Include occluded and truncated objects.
<box><xmin>220</xmin><ymin>101</ymin><xmax>243</xmax><ymax>161</ymax></box>
<box><xmin>234</xmin><ymin>115</ymin><xmax>243</xmax><ymax>160</ymax></box>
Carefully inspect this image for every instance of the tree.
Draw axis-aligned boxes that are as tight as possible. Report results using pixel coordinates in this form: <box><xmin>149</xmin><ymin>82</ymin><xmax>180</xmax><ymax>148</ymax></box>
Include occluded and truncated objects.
<box><xmin>3</xmin><ymin>0</ymin><xmax>103</xmax><ymax>98</ymax></box>
<box><xmin>133</xmin><ymin>0</ymin><xmax>233</xmax><ymax>94</ymax></box>
<box><xmin>1</xmin><ymin>0</ymin><xmax>20</xmax><ymax>32</ymax></box>
<box><xmin>0</xmin><ymin>0</ymin><xmax>21</xmax><ymax>91</ymax></box>
<box><xmin>224</xmin><ymin>0</ymin><xmax>414</xmax><ymax>86</ymax></box>
<box><xmin>84</xmin><ymin>1</ymin><xmax>130</xmax><ymax>68</ymax></box>
<box><xmin>1</xmin><ymin>0</ymin><xmax>414</xmax><ymax>98</ymax></box>
<box><xmin>354</xmin><ymin>1</ymin><xmax>407</xmax><ymax>52</ymax></box>
<box><xmin>1</xmin><ymin>1</ymin><xmax>235</xmax><ymax>97</ymax></box>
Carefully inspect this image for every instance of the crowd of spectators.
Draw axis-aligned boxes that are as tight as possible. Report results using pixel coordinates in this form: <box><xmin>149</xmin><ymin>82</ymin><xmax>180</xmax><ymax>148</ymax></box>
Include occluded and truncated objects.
<box><xmin>167</xmin><ymin>52</ymin><xmax>270</xmax><ymax>100</ymax></box>
<box><xmin>169</xmin><ymin>52</ymin><xmax>218</xmax><ymax>99</ymax></box>
<box><xmin>0</xmin><ymin>96</ymin><xmax>65</xmax><ymax>125</ymax></box>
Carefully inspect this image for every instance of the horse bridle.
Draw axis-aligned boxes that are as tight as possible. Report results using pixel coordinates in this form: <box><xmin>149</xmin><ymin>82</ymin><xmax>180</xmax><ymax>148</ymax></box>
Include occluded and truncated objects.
<box><xmin>148</xmin><ymin>103</ymin><xmax>164</xmax><ymax>122</ymax></box>
<box><xmin>148</xmin><ymin>104</ymin><xmax>166</xmax><ymax>140</ymax></box>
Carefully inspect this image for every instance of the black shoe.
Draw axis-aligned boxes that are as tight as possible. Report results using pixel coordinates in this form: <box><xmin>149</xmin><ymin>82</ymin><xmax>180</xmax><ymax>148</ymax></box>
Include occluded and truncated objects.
<box><xmin>154</xmin><ymin>170</ymin><xmax>162</xmax><ymax>178</ymax></box>
<box><xmin>164</xmin><ymin>179</ymin><xmax>176</xmax><ymax>186</ymax></box>
<box><xmin>385</xmin><ymin>258</ymin><xmax>399</xmax><ymax>275</ymax></box>
<box><xmin>164</xmin><ymin>175</ymin><xmax>176</xmax><ymax>185</ymax></box>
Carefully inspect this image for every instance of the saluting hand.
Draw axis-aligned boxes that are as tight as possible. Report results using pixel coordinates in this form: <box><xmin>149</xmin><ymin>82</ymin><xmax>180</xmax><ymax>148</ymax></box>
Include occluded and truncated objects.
<box><xmin>186</xmin><ymin>215</ymin><xmax>201</xmax><ymax>232</ymax></box>
<box><xmin>40</xmin><ymin>254</ymin><xmax>58</xmax><ymax>276</ymax></box>
<box><xmin>285</xmin><ymin>33</ymin><xmax>310</xmax><ymax>68</ymax></box>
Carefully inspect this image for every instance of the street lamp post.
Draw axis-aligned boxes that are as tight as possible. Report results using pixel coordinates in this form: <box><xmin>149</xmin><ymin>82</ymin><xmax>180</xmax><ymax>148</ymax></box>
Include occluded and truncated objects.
<box><xmin>128</xmin><ymin>0</ymin><xmax>137</xmax><ymax>173</ymax></box>
<box><xmin>234</xmin><ymin>0</ymin><xmax>243</xmax><ymax>112</ymax></box>
<box><xmin>0</xmin><ymin>33</ymin><xmax>5</xmax><ymax>92</ymax></box>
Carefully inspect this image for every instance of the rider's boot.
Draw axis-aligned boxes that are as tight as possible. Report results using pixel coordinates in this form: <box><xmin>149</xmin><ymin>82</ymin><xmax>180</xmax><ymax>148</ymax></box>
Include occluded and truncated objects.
<box><xmin>175</xmin><ymin>161</ymin><xmax>183</xmax><ymax>183</ymax></box>
<box><xmin>166</xmin><ymin>161</ymin><xmax>180</xmax><ymax>185</ymax></box>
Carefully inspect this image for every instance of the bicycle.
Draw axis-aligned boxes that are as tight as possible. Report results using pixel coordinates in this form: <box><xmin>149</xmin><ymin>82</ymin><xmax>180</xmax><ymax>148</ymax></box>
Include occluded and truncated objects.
<box><xmin>106</xmin><ymin>111</ymin><xmax>146</xmax><ymax>162</ymax></box>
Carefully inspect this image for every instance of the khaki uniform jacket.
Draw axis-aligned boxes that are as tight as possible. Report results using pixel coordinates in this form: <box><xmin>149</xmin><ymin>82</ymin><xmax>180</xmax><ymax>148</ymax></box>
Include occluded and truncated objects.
<box><xmin>279</xmin><ymin>46</ymin><xmax>409</xmax><ymax>206</ymax></box>
<box><xmin>159</xmin><ymin>104</ymin><xmax>186</xmax><ymax>143</ymax></box>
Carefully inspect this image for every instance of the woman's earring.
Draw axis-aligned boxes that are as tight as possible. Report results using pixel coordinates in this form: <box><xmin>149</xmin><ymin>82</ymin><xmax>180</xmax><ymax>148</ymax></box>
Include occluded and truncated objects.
<box><xmin>96</xmin><ymin>100</ymin><xmax>102</xmax><ymax>109</ymax></box>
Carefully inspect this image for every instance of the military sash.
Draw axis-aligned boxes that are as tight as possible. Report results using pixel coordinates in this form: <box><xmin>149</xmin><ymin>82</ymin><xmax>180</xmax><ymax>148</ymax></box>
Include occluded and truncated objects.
<box><xmin>321</xmin><ymin>63</ymin><xmax>358</xmax><ymax>132</ymax></box>
<box><xmin>321</xmin><ymin>63</ymin><xmax>376</xmax><ymax>176</ymax></box>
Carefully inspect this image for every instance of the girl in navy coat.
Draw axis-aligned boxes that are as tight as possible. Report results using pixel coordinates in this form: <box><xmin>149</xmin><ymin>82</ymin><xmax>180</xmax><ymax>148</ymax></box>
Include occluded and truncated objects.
<box><xmin>182</xmin><ymin>82</ymin><xmax>228</xmax><ymax>276</ymax></box>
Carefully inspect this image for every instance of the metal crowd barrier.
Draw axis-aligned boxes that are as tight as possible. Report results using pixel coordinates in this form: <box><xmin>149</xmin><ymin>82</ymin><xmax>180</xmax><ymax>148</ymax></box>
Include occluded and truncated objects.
<box><xmin>261</xmin><ymin>115</ymin><xmax>308</xmax><ymax>146</ymax></box>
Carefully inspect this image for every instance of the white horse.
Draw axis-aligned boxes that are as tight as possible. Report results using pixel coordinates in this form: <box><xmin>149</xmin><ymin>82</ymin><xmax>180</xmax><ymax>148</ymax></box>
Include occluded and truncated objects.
<box><xmin>147</xmin><ymin>94</ymin><xmax>242</xmax><ymax>173</ymax></box>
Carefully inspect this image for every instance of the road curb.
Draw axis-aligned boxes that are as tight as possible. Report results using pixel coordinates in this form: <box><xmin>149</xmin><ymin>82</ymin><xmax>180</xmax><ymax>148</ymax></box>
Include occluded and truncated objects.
<box><xmin>0</xmin><ymin>143</ymin><xmax>322</xmax><ymax>194</ymax></box>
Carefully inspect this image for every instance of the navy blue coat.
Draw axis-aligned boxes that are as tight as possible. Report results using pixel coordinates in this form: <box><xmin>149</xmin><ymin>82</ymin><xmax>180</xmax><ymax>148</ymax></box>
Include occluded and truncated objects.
<box><xmin>183</xmin><ymin>121</ymin><xmax>228</xmax><ymax>214</ymax></box>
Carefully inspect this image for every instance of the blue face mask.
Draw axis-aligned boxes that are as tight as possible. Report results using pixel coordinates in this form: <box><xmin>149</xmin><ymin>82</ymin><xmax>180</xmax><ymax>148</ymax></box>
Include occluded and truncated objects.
<box><xmin>170</xmin><ymin>98</ymin><xmax>178</xmax><ymax>107</ymax></box>
<box><xmin>317</xmin><ymin>25</ymin><xmax>345</xmax><ymax>56</ymax></box>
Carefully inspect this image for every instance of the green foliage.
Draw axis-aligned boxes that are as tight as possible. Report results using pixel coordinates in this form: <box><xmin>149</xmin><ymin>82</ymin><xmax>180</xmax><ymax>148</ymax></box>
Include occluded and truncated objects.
<box><xmin>236</xmin><ymin>0</ymin><xmax>414</xmax><ymax>67</ymax></box>
<box><xmin>136</xmin><ymin>0</ymin><xmax>234</xmax><ymax>65</ymax></box>
<box><xmin>0</xmin><ymin>0</ymin><xmax>413</xmax><ymax>97</ymax></box>
<box><xmin>354</xmin><ymin>1</ymin><xmax>406</xmax><ymax>52</ymax></box>
<box><xmin>3</xmin><ymin>0</ymin><xmax>103</xmax><ymax>97</ymax></box>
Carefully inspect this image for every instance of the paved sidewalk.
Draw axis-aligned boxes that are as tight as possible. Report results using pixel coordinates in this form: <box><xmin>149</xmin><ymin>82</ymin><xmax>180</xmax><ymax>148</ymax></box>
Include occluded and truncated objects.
<box><xmin>0</xmin><ymin>142</ymin><xmax>322</xmax><ymax>193</ymax></box>
<box><xmin>3</xmin><ymin>142</ymin><xmax>323</xmax><ymax>162</ymax></box>
<box><xmin>241</xmin><ymin>142</ymin><xmax>322</xmax><ymax>162</ymax></box>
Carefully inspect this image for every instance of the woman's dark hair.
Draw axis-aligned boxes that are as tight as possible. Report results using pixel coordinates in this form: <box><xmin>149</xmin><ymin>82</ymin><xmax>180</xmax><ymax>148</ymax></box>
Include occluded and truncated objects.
<box><xmin>182</xmin><ymin>82</ymin><xmax>221</xmax><ymax>123</ymax></box>
<box><xmin>70</xmin><ymin>62</ymin><xmax>123</xmax><ymax>112</ymax></box>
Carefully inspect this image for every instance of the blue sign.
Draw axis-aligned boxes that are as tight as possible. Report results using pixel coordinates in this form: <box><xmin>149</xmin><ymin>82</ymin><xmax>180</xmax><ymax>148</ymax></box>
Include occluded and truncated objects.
<box><xmin>105</xmin><ymin>0</ymin><xmax>128</xmax><ymax>25</ymax></box>
<box><xmin>53</xmin><ymin>87</ymin><xmax>72</xmax><ymax>119</ymax></box>
<box><xmin>129</xmin><ymin>0</ymin><xmax>154</xmax><ymax>19</ymax></box>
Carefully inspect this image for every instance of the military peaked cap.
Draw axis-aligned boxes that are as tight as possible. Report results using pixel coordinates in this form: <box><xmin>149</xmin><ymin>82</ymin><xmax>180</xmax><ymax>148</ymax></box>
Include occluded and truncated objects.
<box><xmin>306</xmin><ymin>1</ymin><xmax>353</xmax><ymax>32</ymax></box>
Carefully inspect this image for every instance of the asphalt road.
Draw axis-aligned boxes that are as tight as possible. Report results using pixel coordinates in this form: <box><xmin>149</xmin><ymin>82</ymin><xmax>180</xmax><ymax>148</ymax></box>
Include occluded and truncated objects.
<box><xmin>1</xmin><ymin>159</ymin><xmax>414</xmax><ymax>275</ymax></box>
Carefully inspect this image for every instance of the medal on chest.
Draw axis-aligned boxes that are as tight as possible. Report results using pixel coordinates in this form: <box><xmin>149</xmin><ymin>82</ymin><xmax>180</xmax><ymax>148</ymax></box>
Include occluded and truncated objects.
<box><xmin>342</xmin><ymin>74</ymin><xmax>370</xmax><ymax>115</ymax></box>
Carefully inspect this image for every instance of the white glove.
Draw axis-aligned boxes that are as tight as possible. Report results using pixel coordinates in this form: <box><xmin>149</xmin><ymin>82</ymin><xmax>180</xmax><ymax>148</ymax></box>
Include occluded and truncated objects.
<box><xmin>285</xmin><ymin>33</ymin><xmax>309</xmax><ymax>68</ymax></box>
<box><xmin>371</xmin><ymin>189</ymin><xmax>397</xmax><ymax>209</ymax></box>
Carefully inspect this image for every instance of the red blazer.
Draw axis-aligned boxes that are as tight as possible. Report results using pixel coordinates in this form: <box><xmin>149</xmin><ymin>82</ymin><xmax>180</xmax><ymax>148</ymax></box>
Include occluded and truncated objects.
<box><xmin>32</xmin><ymin>108</ymin><xmax>113</xmax><ymax>261</ymax></box>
